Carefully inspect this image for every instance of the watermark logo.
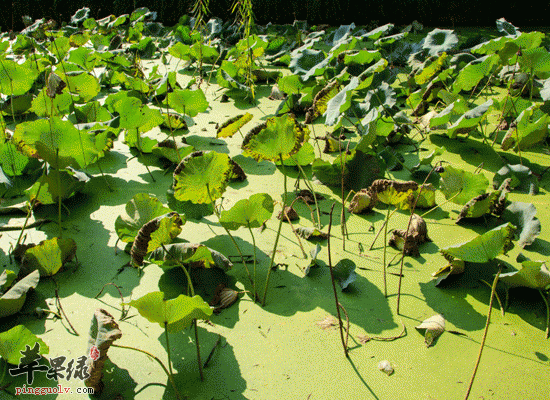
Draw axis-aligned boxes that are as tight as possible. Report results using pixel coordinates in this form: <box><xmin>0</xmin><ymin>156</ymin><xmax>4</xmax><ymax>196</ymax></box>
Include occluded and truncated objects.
<box><xmin>8</xmin><ymin>343</ymin><xmax>90</xmax><ymax>385</ymax></box>
<box><xmin>89</xmin><ymin>345</ymin><xmax>100</xmax><ymax>361</ymax></box>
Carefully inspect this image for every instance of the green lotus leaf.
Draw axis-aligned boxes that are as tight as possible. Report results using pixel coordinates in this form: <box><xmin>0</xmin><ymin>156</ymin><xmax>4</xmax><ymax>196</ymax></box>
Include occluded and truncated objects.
<box><xmin>0</xmin><ymin>325</ymin><xmax>49</xmax><ymax>365</ymax></box>
<box><xmin>501</xmin><ymin>106</ymin><xmax>549</xmax><ymax>151</ymax></box>
<box><xmin>125</xmin><ymin>291</ymin><xmax>212</xmax><ymax>333</ymax></box>
<box><xmin>375</xmin><ymin>32</ymin><xmax>407</xmax><ymax>47</ymax></box>
<box><xmin>0</xmin><ymin>270</ymin><xmax>17</xmax><ymax>291</ymax></box>
<box><xmin>439</xmin><ymin>165</ymin><xmax>489</xmax><ymax>205</ymax></box>
<box><xmin>149</xmin><ymin>242</ymin><xmax>233</xmax><ymax>271</ymax></box>
<box><xmin>152</xmin><ymin>140</ymin><xmax>194</xmax><ymax>164</ymax></box>
<box><xmin>493</xmin><ymin>164</ymin><xmax>538</xmax><ymax>195</ymax></box>
<box><xmin>519</xmin><ymin>47</ymin><xmax>550</xmax><ymax>76</ymax></box>
<box><xmin>242</xmin><ymin>114</ymin><xmax>309</xmax><ymax>162</ymax></box>
<box><xmin>0</xmin><ymin>60</ymin><xmax>39</xmax><ymax>96</ymax></box>
<box><xmin>115</xmin><ymin>193</ymin><xmax>172</xmax><ymax>243</ymax></box>
<box><xmin>423</xmin><ymin>29</ymin><xmax>458</xmax><ymax>56</ymax></box>
<box><xmin>75</xmin><ymin>102</ymin><xmax>113</xmax><ymax>124</ymax></box>
<box><xmin>0</xmin><ymin>140</ymin><xmax>38</xmax><ymax>177</ymax></box>
<box><xmin>343</xmin><ymin>50</ymin><xmax>381</xmax><ymax>66</ymax></box>
<box><xmin>61</xmin><ymin>72</ymin><xmax>100</xmax><ymax>103</ymax></box>
<box><xmin>220</xmin><ymin>193</ymin><xmax>274</xmax><ymax>231</ymax></box>
<box><xmin>13</xmin><ymin>117</ymin><xmax>99</xmax><ymax>169</ymax></box>
<box><xmin>0</xmin><ymin>270</ymin><xmax>39</xmax><ymax>318</ymax></box>
<box><xmin>447</xmin><ymin>99</ymin><xmax>493</xmax><ymax>138</ymax></box>
<box><xmin>166</xmin><ymin>89</ymin><xmax>208</xmax><ymax>117</ymax></box>
<box><xmin>167</xmin><ymin>188</ymin><xmax>214</xmax><ymax>220</ymax></box>
<box><xmin>411</xmin><ymin>146</ymin><xmax>445</xmax><ymax>171</ymax></box>
<box><xmin>324</xmin><ymin>77</ymin><xmax>359</xmax><ymax>126</ymax></box>
<box><xmin>26</xmin><ymin>167</ymin><xmax>89</xmax><ymax>205</ymax></box>
<box><xmin>173</xmin><ymin>151</ymin><xmax>232</xmax><ymax>204</ymax></box>
<box><xmin>0</xmin><ymin>93</ymin><xmax>33</xmax><ymax>116</ymax></box>
<box><xmin>503</xmin><ymin>202</ymin><xmax>541</xmax><ymax>248</ymax></box>
<box><xmin>500</xmin><ymin>261</ymin><xmax>550</xmax><ymax>290</ymax></box>
<box><xmin>452</xmin><ymin>54</ymin><xmax>499</xmax><ymax>93</ymax></box>
<box><xmin>160</xmin><ymin>112</ymin><xmax>188</xmax><ymax>130</ymax></box>
<box><xmin>67</xmin><ymin>46</ymin><xmax>97</xmax><ymax>71</ymax></box>
<box><xmin>70</xmin><ymin>7</ymin><xmax>90</xmax><ymax>25</ymax></box>
<box><xmin>31</xmin><ymin>88</ymin><xmax>72</xmax><ymax>118</ymax></box>
<box><xmin>21</xmin><ymin>237</ymin><xmax>77</xmax><ymax>277</ymax></box>
<box><xmin>364</xmin><ymin>82</ymin><xmax>396</xmax><ymax>112</ymax></box>
<box><xmin>440</xmin><ymin>222</ymin><xmax>516</xmax><ymax>263</ymax></box>
<box><xmin>190</xmin><ymin>43</ymin><xmax>219</xmax><ymax>64</ymax></box>
<box><xmin>278</xmin><ymin>74</ymin><xmax>308</xmax><ymax>95</ymax></box>
<box><xmin>362</xmin><ymin>24</ymin><xmax>394</xmax><ymax>41</ymax></box>
<box><xmin>114</xmin><ymin>97</ymin><xmax>164</xmax><ymax>133</ymax></box>
<box><xmin>217</xmin><ymin>113</ymin><xmax>253</xmax><ymax>138</ymax></box>
<box><xmin>332</xmin><ymin>259</ymin><xmax>357</xmax><ymax>290</ymax></box>
<box><xmin>169</xmin><ymin>42</ymin><xmax>191</xmax><ymax>60</ymax></box>
<box><xmin>279</xmin><ymin>142</ymin><xmax>315</xmax><ymax>166</ymax></box>
<box><xmin>289</xmin><ymin>49</ymin><xmax>326</xmax><ymax>75</ymax></box>
<box><xmin>313</xmin><ymin>150</ymin><xmax>384</xmax><ymax>191</ymax></box>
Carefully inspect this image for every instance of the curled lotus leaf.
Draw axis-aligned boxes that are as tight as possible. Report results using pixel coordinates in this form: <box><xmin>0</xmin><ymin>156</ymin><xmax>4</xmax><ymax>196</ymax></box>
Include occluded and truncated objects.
<box><xmin>149</xmin><ymin>242</ymin><xmax>233</xmax><ymax>271</ymax></box>
<box><xmin>415</xmin><ymin>314</ymin><xmax>445</xmax><ymax>347</ymax></box>
<box><xmin>388</xmin><ymin>214</ymin><xmax>430</xmax><ymax>257</ymax></box>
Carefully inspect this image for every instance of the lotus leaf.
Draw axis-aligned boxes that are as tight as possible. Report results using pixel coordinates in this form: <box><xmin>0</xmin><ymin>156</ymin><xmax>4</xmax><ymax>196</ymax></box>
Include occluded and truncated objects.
<box><xmin>13</xmin><ymin>117</ymin><xmax>99</xmax><ymax>169</ymax></box>
<box><xmin>332</xmin><ymin>259</ymin><xmax>357</xmax><ymax>290</ymax></box>
<box><xmin>0</xmin><ymin>325</ymin><xmax>49</xmax><ymax>365</ymax></box>
<box><xmin>166</xmin><ymin>89</ymin><xmax>208</xmax><ymax>117</ymax></box>
<box><xmin>503</xmin><ymin>202</ymin><xmax>541</xmax><ymax>248</ymax></box>
<box><xmin>149</xmin><ymin>242</ymin><xmax>233</xmax><ymax>271</ymax></box>
<box><xmin>115</xmin><ymin>193</ymin><xmax>172</xmax><ymax>243</ymax></box>
<box><xmin>125</xmin><ymin>291</ymin><xmax>212</xmax><ymax>332</ymax></box>
<box><xmin>423</xmin><ymin>29</ymin><xmax>458</xmax><ymax>56</ymax></box>
<box><xmin>242</xmin><ymin>114</ymin><xmax>309</xmax><ymax>162</ymax></box>
<box><xmin>439</xmin><ymin>165</ymin><xmax>489</xmax><ymax>205</ymax></box>
<box><xmin>440</xmin><ymin>223</ymin><xmax>516</xmax><ymax>263</ymax></box>
<box><xmin>0</xmin><ymin>270</ymin><xmax>40</xmax><ymax>318</ymax></box>
<box><xmin>415</xmin><ymin>314</ymin><xmax>445</xmax><ymax>347</ymax></box>
<box><xmin>20</xmin><ymin>237</ymin><xmax>77</xmax><ymax>277</ymax></box>
<box><xmin>220</xmin><ymin>193</ymin><xmax>274</xmax><ymax>231</ymax></box>
<box><xmin>173</xmin><ymin>151</ymin><xmax>232</xmax><ymax>204</ymax></box>
<box><xmin>217</xmin><ymin>113</ymin><xmax>253</xmax><ymax>138</ymax></box>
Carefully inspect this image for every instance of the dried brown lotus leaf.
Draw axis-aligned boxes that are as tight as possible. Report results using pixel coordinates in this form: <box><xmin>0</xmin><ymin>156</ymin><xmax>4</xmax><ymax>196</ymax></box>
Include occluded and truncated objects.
<box><xmin>388</xmin><ymin>214</ymin><xmax>430</xmax><ymax>257</ymax></box>
<box><xmin>348</xmin><ymin>189</ymin><xmax>377</xmax><ymax>214</ymax></box>
<box><xmin>278</xmin><ymin>206</ymin><xmax>299</xmax><ymax>221</ymax></box>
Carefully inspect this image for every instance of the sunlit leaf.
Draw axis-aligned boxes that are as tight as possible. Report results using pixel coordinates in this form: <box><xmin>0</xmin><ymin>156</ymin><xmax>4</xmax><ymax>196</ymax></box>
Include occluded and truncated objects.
<box><xmin>125</xmin><ymin>291</ymin><xmax>212</xmax><ymax>332</ymax></box>
<box><xmin>220</xmin><ymin>193</ymin><xmax>274</xmax><ymax>230</ymax></box>
<box><xmin>0</xmin><ymin>325</ymin><xmax>49</xmax><ymax>365</ymax></box>
<box><xmin>21</xmin><ymin>237</ymin><xmax>77</xmax><ymax>276</ymax></box>
<box><xmin>0</xmin><ymin>270</ymin><xmax>39</xmax><ymax>318</ymax></box>
<box><xmin>439</xmin><ymin>165</ymin><xmax>489</xmax><ymax>205</ymax></box>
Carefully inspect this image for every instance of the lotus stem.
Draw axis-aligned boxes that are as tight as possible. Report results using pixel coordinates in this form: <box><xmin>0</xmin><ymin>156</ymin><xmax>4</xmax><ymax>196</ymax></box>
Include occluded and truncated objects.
<box><xmin>112</xmin><ymin>343</ymin><xmax>183</xmax><ymax>400</ymax></box>
<box><xmin>194</xmin><ymin>320</ymin><xmax>204</xmax><ymax>380</ymax></box>
<box><xmin>262</xmin><ymin>153</ymin><xmax>287</xmax><ymax>306</ymax></box>
<box><xmin>463</xmin><ymin>265</ymin><xmax>502</xmax><ymax>400</ymax></box>
<box><xmin>164</xmin><ymin>322</ymin><xmax>174</xmax><ymax>378</ymax></box>
<box><xmin>247</xmin><ymin>222</ymin><xmax>258</xmax><ymax>301</ymax></box>
<box><xmin>293</xmin><ymin>160</ymin><xmax>322</xmax><ymax>229</ymax></box>
<box><xmin>383</xmin><ymin>207</ymin><xmax>390</xmax><ymax>297</ymax></box>
<box><xmin>327</xmin><ymin>203</ymin><xmax>348</xmax><ymax>358</ymax></box>
<box><xmin>539</xmin><ymin>289</ymin><xmax>549</xmax><ymax>339</ymax></box>
<box><xmin>206</xmin><ymin>183</ymin><xmax>253</xmax><ymax>284</ymax></box>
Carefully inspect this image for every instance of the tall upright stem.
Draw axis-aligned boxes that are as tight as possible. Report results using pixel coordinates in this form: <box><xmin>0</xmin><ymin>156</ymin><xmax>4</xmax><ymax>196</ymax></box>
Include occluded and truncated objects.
<box><xmin>164</xmin><ymin>322</ymin><xmax>174</xmax><ymax>378</ymax></box>
<box><xmin>262</xmin><ymin>153</ymin><xmax>287</xmax><ymax>306</ymax></box>
<box><xmin>327</xmin><ymin>204</ymin><xmax>348</xmax><ymax>358</ymax></box>
<box><xmin>247</xmin><ymin>223</ymin><xmax>258</xmax><ymax>301</ymax></box>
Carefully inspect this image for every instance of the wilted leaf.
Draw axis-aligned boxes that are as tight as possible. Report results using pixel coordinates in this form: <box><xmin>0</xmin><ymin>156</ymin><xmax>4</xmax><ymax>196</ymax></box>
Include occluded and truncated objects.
<box><xmin>348</xmin><ymin>189</ymin><xmax>376</xmax><ymax>214</ymax></box>
<box><xmin>115</xmin><ymin>193</ymin><xmax>171</xmax><ymax>243</ymax></box>
<box><xmin>432</xmin><ymin>259</ymin><xmax>466</xmax><ymax>285</ymax></box>
<box><xmin>493</xmin><ymin>164</ymin><xmax>538</xmax><ymax>195</ymax></box>
<box><xmin>456</xmin><ymin>187</ymin><xmax>507</xmax><ymax>222</ymax></box>
<box><xmin>389</xmin><ymin>214</ymin><xmax>430</xmax><ymax>257</ymax></box>
<box><xmin>369</xmin><ymin>179</ymin><xmax>436</xmax><ymax>210</ymax></box>
<box><xmin>316</xmin><ymin>315</ymin><xmax>339</xmax><ymax>330</ymax></box>
<box><xmin>415</xmin><ymin>314</ymin><xmax>445</xmax><ymax>347</ymax></box>
<box><xmin>296</xmin><ymin>226</ymin><xmax>328</xmax><ymax>241</ymax></box>
<box><xmin>217</xmin><ymin>113</ymin><xmax>253</xmax><ymax>138</ymax></box>
<box><xmin>84</xmin><ymin>309</ymin><xmax>122</xmax><ymax>394</ymax></box>
<box><xmin>130</xmin><ymin>212</ymin><xmax>184</xmax><ymax>267</ymax></box>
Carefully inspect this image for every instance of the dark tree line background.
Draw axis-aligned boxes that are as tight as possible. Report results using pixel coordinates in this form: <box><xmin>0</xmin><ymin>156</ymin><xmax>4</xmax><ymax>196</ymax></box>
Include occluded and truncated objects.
<box><xmin>5</xmin><ymin>0</ymin><xmax>549</xmax><ymax>32</ymax></box>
